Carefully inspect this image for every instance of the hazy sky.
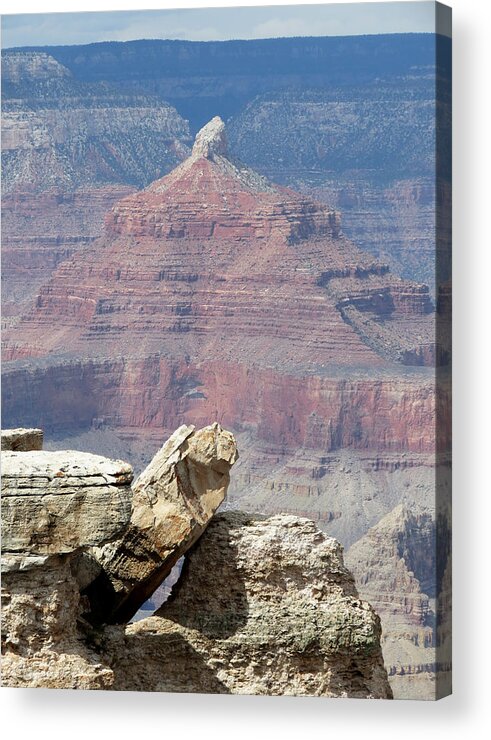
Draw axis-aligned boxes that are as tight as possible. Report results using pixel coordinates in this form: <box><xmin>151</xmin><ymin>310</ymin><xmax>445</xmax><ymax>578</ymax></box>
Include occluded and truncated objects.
<box><xmin>1</xmin><ymin>2</ymin><xmax>448</xmax><ymax>49</ymax></box>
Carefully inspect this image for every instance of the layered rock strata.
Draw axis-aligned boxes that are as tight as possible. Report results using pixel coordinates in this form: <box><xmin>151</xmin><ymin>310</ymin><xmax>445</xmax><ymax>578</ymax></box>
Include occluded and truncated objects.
<box><xmin>2</xmin><ymin>450</ymin><xmax>133</xmax><ymax>556</ymax></box>
<box><xmin>2</xmin><ymin>36</ymin><xmax>450</xmax><ymax>319</ymax></box>
<box><xmin>1</xmin><ymin>433</ymin><xmax>133</xmax><ymax>688</ymax></box>
<box><xmin>2</xmin><ymin>117</ymin><xmax>443</xmax><ymax>555</ymax></box>
<box><xmin>3</xmin><ymin>117</ymin><xmax>434</xmax><ymax>366</ymax></box>
<box><xmin>1</xmin><ymin>50</ymin><xmax>191</xmax><ymax>320</ymax></box>
<box><xmin>346</xmin><ymin>504</ymin><xmax>452</xmax><ymax>700</ymax></box>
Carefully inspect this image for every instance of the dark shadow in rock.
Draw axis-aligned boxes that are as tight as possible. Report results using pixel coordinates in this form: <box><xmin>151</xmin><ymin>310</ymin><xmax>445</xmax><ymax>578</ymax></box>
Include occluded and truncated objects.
<box><xmin>154</xmin><ymin>513</ymin><xmax>251</xmax><ymax>639</ymax></box>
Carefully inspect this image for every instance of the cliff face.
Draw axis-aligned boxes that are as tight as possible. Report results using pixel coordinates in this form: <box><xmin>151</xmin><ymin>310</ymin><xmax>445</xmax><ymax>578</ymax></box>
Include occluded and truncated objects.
<box><xmin>1</xmin><ymin>117</ymin><xmax>444</xmax><ymax>554</ymax></box>
<box><xmin>1</xmin><ymin>51</ymin><xmax>190</xmax><ymax>193</ymax></box>
<box><xmin>105</xmin><ymin>512</ymin><xmax>392</xmax><ymax>698</ymax></box>
<box><xmin>1</xmin><ymin>50</ymin><xmax>190</xmax><ymax>319</ymax></box>
<box><xmin>1</xmin><ymin>429</ymin><xmax>391</xmax><ymax>698</ymax></box>
<box><xmin>1</xmin><ymin>430</ymin><xmax>133</xmax><ymax>689</ymax></box>
<box><xmin>346</xmin><ymin>502</ymin><xmax>452</xmax><ymax>699</ymax></box>
<box><xmin>0</xmin><ymin>36</ymin><xmax>450</xmax><ymax>700</ymax></box>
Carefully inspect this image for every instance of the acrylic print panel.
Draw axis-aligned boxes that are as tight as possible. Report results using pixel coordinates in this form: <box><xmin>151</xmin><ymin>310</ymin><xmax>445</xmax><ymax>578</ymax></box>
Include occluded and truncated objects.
<box><xmin>0</xmin><ymin>1</ymin><xmax>451</xmax><ymax>699</ymax></box>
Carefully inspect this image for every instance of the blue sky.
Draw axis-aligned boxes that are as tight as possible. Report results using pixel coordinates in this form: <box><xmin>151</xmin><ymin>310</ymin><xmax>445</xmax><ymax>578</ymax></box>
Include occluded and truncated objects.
<box><xmin>1</xmin><ymin>2</ymin><xmax>448</xmax><ymax>48</ymax></box>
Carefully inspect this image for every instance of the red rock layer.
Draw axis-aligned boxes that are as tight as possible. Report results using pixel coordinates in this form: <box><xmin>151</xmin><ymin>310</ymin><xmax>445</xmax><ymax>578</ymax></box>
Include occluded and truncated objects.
<box><xmin>2</xmin><ymin>356</ymin><xmax>443</xmax><ymax>455</ymax></box>
<box><xmin>1</xmin><ymin>185</ymin><xmax>136</xmax><ymax>320</ymax></box>
<box><xmin>107</xmin><ymin>156</ymin><xmax>341</xmax><ymax>244</ymax></box>
<box><xmin>2</xmin><ymin>118</ymin><xmax>440</xmax><ymax>512</ymax></box>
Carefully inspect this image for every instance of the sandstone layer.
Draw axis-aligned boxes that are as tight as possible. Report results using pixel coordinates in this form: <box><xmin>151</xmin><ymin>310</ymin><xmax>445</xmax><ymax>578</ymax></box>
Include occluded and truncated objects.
<box><xmin>1</xmin><ymin>427</ymin><xmax>43</xmax><ymax>451</ymax></box>
<box><xmin>1</xmin><ymin>450</ymin><xmax>133</xmax><ymax>556</ymax></box>
<box><xmin>1</xmin><ymin>430</ymin><xmax>134</xmax><ymax>689</ymax></box>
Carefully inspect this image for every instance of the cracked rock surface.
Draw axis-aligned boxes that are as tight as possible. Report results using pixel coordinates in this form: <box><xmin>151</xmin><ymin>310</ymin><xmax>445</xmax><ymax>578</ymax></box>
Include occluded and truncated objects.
<box><xmin>104</xmin><ymin>512</ymin><xmax>393</xmax><ymax>698</ymax></box>
<box><xmin>84</xmin><ymin>422</ymin><xmax>238</xmax><ymax>624</ymax></box>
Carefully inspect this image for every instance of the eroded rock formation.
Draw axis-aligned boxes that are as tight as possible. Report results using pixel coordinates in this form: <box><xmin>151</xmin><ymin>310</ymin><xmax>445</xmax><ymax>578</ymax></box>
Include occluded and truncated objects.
<box><xmin>1</xmin><ymin>430</ymin><xmax>132</xmax><ymax>688</ymax></box>
<box><xmin>2</xmin><ymin>118</ymin><xmax>442</xmax><ymax>550</ymax></box>
<box><xmin>2</xmin><ymin>449</ymin><xmax>132</xmax><ymax>556</ymax></box>
<box><xmin>346</xmin><ymin>502</ymin><xmax>452</xmax><ymax>700</ymax></box>
<box><xmin>1</xmin><ymin>50</ymin><xmax>190</xmax><ymax>319</ymax></box>
<box><xmin>1</xmin><ymin>429</ymin><xmax>392</xmax><ymax>698</ymax></box>
<box><xmin>105</xmin><ymin>512</ymin><xmax>392</xmax><ymax>697</ymax></box>
<box><xmin>1</xmin><ymin>427</ymin><xmax>43</xmax><ymax>451</ymax></box>
<box><xmin>84</xmin><ymin>423</ymin><xmax>238</xmax><ymax>624</ymax></box>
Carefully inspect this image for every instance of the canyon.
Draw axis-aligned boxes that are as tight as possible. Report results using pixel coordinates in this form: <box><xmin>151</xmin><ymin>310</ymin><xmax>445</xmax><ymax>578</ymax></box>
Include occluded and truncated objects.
<box><xmin>1</xmin><ymin>35</ymin><xmax>451</xmax><ymax>699</ymax></box>
<box><xmin>1</xmin><ymin>50</ymin><xmax>190</xmax><ymax>320</ymax></box>
<box><xmin>2</xmin><ymin>35</ymin><xmax>451</xmax><ymax>325</ymax></box>
<box><xmin>2</xmin><ymin>116</ymin><xmax>442</xmax><ymax>465</ymax></box>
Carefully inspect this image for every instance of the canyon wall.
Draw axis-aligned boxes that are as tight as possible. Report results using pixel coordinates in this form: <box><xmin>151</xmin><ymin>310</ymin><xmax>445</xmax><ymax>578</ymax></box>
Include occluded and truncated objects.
<box><xmin>1</xmin><ymin>50</ymin><xmax>190</xmax><ymax>319</ymax></box>
<box><xmin>1</xmin><ymin>35</ymin><xmax>451</xmax><ymax>699</ymax></box>
<box><xmin>2</xmin><ymin>119</ymin><xmax>446</xmax><ymax>562</ymax></box>
<box><xmin>346</xmin><ymin>501</ymin><xmax>452</xmax><ymax>700</ymax></box>
<box><xmin>2</xmin><ymin>35</ymin><xmax>451</xmax><ymax>317</ymax></box>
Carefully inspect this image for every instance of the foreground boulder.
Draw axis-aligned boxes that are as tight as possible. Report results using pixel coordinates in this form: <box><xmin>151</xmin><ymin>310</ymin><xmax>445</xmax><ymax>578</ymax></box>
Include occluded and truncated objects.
<box><xmin>104</xmin><ymin>512</ymin><xmax>393</xmax><ymax>698</ymax></box>
<box><xmin>1</xmin><ymin>439</ymin><xmax>133</xmax><ymax>689</ymax></box>
<box><xmin>84</xmin><ymin>423</ymin><xmax>238</xmax><ymax>624</ymax></box>
<box><xmin>1</xmin><ymin>427</ymin><xmax>392</xmax><ymax>697</ymax></box>
<box><xmin>1</xmin><ymin>423</ymin><xmax>237</xmax><ymax>687</ymax></box>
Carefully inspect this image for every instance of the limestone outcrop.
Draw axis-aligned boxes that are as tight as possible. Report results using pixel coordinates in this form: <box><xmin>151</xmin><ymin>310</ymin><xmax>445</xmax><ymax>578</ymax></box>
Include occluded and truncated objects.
<box><xmin>1</xmin><ymin>427</ymin><xmax>43</xmax><ymax>451</ymax></box>
<box><xmin>1</xmin><ymin>429</ymin><xmax>392</xmax><ymax>697</ymax></box>
<box><xmin>84</xmin><ymin>423</ymin><xmax>238</xmax><ymax>624</ymax></box>
<box><xmin>1</xmin><ymin>431</ymin><xmax>133</xmax><ymax>688</ymax></box>
<box><xmin>192</xmin><ymin>115</ymin><xmax>228</xmax><ymax>158</ymax></box>
<box><xmin>2</xmin><ymin>450</ymin><xmax>133</xmax><ymax>555</ymax></box>
<box><xmin>1</xmin><ymin>555</ymin><xmax>114</xmax><ymax>689</ymax></box>
<box><xmin>104</xmin><ymin>512</ymin><xmax>393</xmax><ymax>698</ymax></box>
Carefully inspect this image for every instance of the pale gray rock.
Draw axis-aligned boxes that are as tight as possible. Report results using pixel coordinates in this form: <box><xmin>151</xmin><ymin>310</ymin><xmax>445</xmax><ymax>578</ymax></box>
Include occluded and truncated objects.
<box><xmin>104</xmin><ymin>512</ymin><xmax>392</xmax><ymax>697</ymax></box>
<box><xmin>192</xmin><ymin>115</ymin><xmax>228</xmax><ymax>158</ymax></box>
<box><xmin>1</xmin><ymin>449</ymin><xmax>133</xmax><ymax>555</ymax></box>
<box><xmin>85</xmin><ymin>422</ymin><xmax>238</xmax><ymax>624</ymax></box>
<box><xmin>1</xmin><ymin>427</ymin><xmax>43</xmax><ymax>451</ymax></box>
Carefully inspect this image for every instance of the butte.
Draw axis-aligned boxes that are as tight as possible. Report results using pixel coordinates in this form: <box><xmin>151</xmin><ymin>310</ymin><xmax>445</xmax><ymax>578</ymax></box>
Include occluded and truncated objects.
<box><xmin>1</xmin><ymin>116</ymin><xmax>447</xmax><ymax>546</ymax></box>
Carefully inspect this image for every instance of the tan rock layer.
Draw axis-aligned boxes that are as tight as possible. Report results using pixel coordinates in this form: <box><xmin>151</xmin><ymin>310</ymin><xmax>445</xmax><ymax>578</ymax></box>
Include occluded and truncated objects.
<box><xmin>345</xmin><ymin>503</ymin><xmax>452</xmax><ymax>699</ymax></box>
<box><xmin>1</xmin><ymin>449</ymin><xmax>133</xmax><ymax>555</ymax></box>
<box><xmin>1</xmin><ymin>555</ymin><xmax>113</xmax><ymax>689</ymax></box>
<box><xmin>84</xmin><ymin>423</ymin><xmax>238</xmax><ymax>624</ymax></box>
